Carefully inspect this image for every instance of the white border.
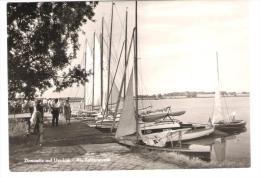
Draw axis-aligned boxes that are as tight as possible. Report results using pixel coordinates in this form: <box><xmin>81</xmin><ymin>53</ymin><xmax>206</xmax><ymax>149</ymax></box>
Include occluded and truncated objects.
<box><xmin>0</xmin><ymin>1</ymin><xmax>259</xmax><ymax>177</ymax></box>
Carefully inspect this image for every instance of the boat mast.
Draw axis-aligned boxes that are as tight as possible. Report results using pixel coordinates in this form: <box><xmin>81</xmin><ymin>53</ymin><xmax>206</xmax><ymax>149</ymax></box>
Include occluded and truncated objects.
<box><xmin>83</xmin><ymin>39</ymin><xmax>87</xmax><ymax>110</ymax></box>
<box><xmin>92</xmin><ymin>32</ymin><xmax>95</xmax><ymax>111</ymax></box>
<box><xmin>216</xmin><ymin>51</ymin><xmax>220</xmax><ymax>84</ymax></box>
<box><xmin>124</xmin><ymin>8</ymin><xmax>128</xmax><ymax>99</ymax></box>
<box><xmin>106</xmin><ymin>2</ymin><xmax>114</xmax><ymax>114</ymax></box>
<box><xmin>100</xmin><ymin>17</ymin><xmax>104</xmax><ymax>110</ymax></box>
<box><xmin>111</xmin><ymin>29</ymin><xmax>135</xmax><ymax>131</ymax></box>
<box><xmin>134</xmin><ymin>0</ymin><xmax>139</xmax><ymax>139</ymax></box>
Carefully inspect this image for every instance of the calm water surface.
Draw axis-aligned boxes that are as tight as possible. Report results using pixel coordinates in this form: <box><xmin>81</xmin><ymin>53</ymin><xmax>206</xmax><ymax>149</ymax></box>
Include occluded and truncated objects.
<box><xmin>71</xmin><ymin>97</ymin><xmax>250</xmax><ymax>164</ymax></box>
<box><xmin>140</xmin><ymin>97</ymin><xmax>250</xmax><ymax>164</ymax></box>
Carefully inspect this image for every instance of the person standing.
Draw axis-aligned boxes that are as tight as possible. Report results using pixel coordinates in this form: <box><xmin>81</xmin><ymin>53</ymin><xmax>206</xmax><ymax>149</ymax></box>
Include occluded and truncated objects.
<box><xmin>47</xmin><ymin>99</ymin><xmax>52</xmax><ymax>113</ymax></box>
<box><xmin>28</xmin><ymin>98</ymin><xmax>35</xmax><ymax>115</ymax></box>
<box><xmin>51</xmin><ymin>98</ymin><xmax>60</xmax><ymax>127</ymax></box>
<box><xmin>63</xmin><ymin>99</ymin><xmax>71</xmax><ymax>125</ymax></box>
<box><xmin>34</xmin><ymin>100</ymin><xmax>44</xmax><ymax>133</ymax></box>
<box><xmin>34</xmin><ymin>101</ymin><xmax>44</xmax><ymax>146</ymax></box>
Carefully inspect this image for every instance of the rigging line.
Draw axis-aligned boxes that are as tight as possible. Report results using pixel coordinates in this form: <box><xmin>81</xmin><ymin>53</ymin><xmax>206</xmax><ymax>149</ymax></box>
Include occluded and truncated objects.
<box><xmin>103</xmin><ymin>37</ymin><xmax>125</xmax><ymax>76</ymax></box>
<box><xmin>107</xmin><ymin>41</ymin><xmax>125</xmax><ymax>103</ymax></box>
<box><xmin>111</xmin><ymin>28</ymin><xmax>136</xmax><ymax>129</ymax></box>
<box><xmin>223</xmin><ymin>93</ymin><xmax>231</xmax><ymax>118</ymax></box>
<box><xmin>101</xmin><ymin>40</ymin><xmax>123</xmax><ymax>78</ymax></box>
<box><xmin>104</xmin><ymin>29</ymin><xmax>135</xmax><ymax>119</ymax></box>
<box><xmin>104</xmin><ymin>41</ymin><xmax>125</xmax><ymax>115</ymax></box>
<box><xmin>138</xmin><ymin>61</ymin><xmax>147</xmax><ymax>108</ymax></box>
<box><xmin>114</xmin><ymin>3</ymin><xmax>124</xmax><ymax>29</ymax></box>
<box><xmin>114</xmin><ymin>4</ymin><xmax>125</xmax><ymax>50</ymax></box>
<box><xmin>106</xmin><ymin>4</ymin><xmax>125</xmax><ymax>53</ymax></box>
<box><xmin>103</xmin><ymin>18</ymin><xmax>122</xmax><ymax>62</ymax></box>
<box><xmin>97</xmin><ymin>32</ymin><xmax>123</xmax><ymax>76</ymax></box>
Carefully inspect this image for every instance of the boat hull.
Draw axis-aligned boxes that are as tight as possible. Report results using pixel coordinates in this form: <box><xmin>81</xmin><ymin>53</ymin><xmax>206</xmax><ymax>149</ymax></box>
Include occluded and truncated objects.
<box><xmin>140</xmin><ymin>111</ymin><xmax>186</xmax><ymax>122</ymax></box>
<box><xmin>214</xmin><ymin>120</ymin><xmax>246</xmax><ymax>132</ymax></box>
<box><xmin>179</xmin><ymin>127</ymin><xmax>214</xmax><ymax>141</ymax></box>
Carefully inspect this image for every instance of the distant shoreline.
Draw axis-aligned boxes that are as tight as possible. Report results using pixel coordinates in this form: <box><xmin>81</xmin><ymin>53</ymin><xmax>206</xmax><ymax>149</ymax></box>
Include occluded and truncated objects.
<box><xmin>137</xmin><ymin>95</ymin><xmax>250</xmax><ymax>100</ymax></box>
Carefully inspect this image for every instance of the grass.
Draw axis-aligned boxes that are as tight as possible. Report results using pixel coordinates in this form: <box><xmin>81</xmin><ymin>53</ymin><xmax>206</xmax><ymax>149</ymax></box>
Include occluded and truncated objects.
<box><xmin>9</xmin><ymin>119</ymin><xmax>28</xmax><ymax>137</ymax></box>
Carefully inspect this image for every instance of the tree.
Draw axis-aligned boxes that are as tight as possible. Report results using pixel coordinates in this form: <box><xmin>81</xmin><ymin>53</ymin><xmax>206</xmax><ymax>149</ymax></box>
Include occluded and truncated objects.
<box><xmin>7</xmin><ymin>2</ymin><xmax>98</xmax><ymax>99</ymax></box>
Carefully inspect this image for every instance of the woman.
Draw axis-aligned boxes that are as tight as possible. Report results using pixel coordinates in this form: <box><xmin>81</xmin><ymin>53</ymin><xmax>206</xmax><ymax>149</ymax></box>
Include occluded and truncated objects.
<box><xmin>30</xmin><ymin>100</ymin><xmax>44</xmax><ymax>146</ymax></box>
<box><xmin>63</xmin><ymin>99</ymin><xmax>71</xmax><ymax>125</ymax></box>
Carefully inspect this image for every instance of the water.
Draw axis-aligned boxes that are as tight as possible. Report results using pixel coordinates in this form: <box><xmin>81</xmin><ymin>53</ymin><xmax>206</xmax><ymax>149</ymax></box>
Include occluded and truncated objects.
<box><xmin>71</xmin><ymin>97</ymin><xmax>250</xmax><ymax>165</ymax></box>
<box><xmin>140</xmin><ymin>97</ymin><xmax>250</xmax><ymax>164</ymax></box>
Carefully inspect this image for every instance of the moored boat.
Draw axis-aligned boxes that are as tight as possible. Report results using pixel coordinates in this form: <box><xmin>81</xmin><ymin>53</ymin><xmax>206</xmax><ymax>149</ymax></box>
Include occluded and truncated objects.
<box><xmin>212</xmin><ymin>52</ymin><xmax>246</xmax><ymax>132</ymax></box>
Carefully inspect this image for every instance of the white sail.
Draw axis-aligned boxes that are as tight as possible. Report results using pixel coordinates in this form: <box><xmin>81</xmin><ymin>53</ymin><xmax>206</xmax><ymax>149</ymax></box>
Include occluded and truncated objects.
<box><xmin>115</xmin><ymin>71</ymin><xmax>136</xmax><ymax>138</ymax></box>
<box><xmin>84</xmin><ymin>41</ymin><xmax>94</xmax><ymax>109</ymax></box>
<box><xmin>109</xmin><ymin>74</ymin><xmax>120</xmax><ymax>106</ymax></box>
<box><xmin>84</xmin><ymin>36</ymin><xmax>106</xmax><ymax>109</ymax></box>
<box><xmin>212</xmin><ymin>54</ymin><xmax>225</xmax><ymax>124</ymax></box>
<box><xmin>93</xmin><ymin>35</ymin><xmax>102</xmax><ymax>107</ymax></box>
<box><xmin>102</xmin><ymin>73</ymin><xmax>120</xmax><ymax>109</ymax></box>
<box><xmin>212</xmin><ymin>85</ymin><xmax>224</xmax><ymax>124</ymax></box>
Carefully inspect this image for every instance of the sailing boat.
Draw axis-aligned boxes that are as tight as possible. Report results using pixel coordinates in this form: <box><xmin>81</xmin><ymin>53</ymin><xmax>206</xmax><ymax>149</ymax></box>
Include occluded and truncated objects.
<box><xmin>114</xmin><ymin>1</ymin><xmax>214</xmax><ymax>148</ymax></box>
<box><xmin>212</xmin><ymin>52</ymin><xmax>246</xmax><ymax>132</ymax></box>
<box><xmin>80</xmin><ymin>14</ymin><xmax>121</xmax><ymax>120</ymax></box>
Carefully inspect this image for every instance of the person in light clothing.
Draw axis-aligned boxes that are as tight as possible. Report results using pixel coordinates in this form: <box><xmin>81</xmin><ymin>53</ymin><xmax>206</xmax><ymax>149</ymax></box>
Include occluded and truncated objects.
<box><xmin>63</xmin><ymin>98</ymin><xmax>71</xmax><ymax>125</ymax></box>
<box><xmin>30</xmin><ymin>101</ymin><xmax>44</xmax><ymax>146</ymax></box>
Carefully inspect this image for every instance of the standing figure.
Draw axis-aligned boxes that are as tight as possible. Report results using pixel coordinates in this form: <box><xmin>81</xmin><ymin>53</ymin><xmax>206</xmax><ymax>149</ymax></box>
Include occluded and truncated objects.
<box><xmin>28</xmin><ymin>98</ymin><xmax>35</xmax><ymax>115</ymax></box>
<box><xmin>63</xmin><ymin>99</ymin><xmax>71</xmax><ymax>125</ymax></box>
<box><xmin>47</xmin><ymin>99</ymin><xmax>52</xmax><ymax>113</ymax></box>
<box><xmin>34</xmin><ymin>100</ymin><xmax>44</xmax><ymax>133</ymax></box>
<box><xmin>35</xmin><ymin>101</ymin><xmax>44</xmax><ymax>146</ymax></box>
<box><xmin>51</xmin><ymin>98</ymin><xmax>60</xmax><ymax>127</ymax></box>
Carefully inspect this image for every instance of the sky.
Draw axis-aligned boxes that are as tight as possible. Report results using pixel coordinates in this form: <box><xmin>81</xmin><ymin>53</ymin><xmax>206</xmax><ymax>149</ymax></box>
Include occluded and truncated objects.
<box><xmin>66</xmin><ymin>0</ymin><xmax>250</xmax><ymax>96</ymax></box>
<box><xmin>30</xmin><ymin>0</ymin><xmax>250</xmax><ymax>98</ymax></box>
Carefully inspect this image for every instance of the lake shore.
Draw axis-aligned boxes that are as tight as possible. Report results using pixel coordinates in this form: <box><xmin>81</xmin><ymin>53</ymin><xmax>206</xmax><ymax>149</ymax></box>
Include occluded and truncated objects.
<box><xmin>9</xmin><ymin>114</ymin><xmax>250</xmax><ymax>171</ymax></box>
<box><xmin>138</xmin><ymin>95</ymin><xmax>250</xmax><ymax>100</ymax></box>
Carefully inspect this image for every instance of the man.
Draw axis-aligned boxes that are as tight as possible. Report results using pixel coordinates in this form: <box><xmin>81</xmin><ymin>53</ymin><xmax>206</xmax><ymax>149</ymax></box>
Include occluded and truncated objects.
<box><xmin>51</xmin><ymin>98</ymin><xmax>60</xmax><ymax>127</ymax></box>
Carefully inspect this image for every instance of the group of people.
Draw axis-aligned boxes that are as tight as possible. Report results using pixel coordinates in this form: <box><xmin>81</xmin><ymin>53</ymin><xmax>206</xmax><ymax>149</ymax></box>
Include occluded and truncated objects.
<box><xmin>9</xmin><ymin>97</ymin><xmax>72</xmax><ymax>146</ymax></box>
<box><xmin>50</xmin><ymin>98</ymin><xmax>72</xmax><ymax>126</ymax></box>
<box><xmin>27</xmin><ymin>98</ymin><xmax>72</xmax><ymax>127</ymax></box>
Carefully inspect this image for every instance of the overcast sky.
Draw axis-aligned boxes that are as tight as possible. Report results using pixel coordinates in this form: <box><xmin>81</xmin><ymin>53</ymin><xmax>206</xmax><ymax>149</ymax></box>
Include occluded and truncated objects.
<box><xmin>72</xmin><ymin>0</ymin><xmax>250</xmax><ymax>95</ymax></box>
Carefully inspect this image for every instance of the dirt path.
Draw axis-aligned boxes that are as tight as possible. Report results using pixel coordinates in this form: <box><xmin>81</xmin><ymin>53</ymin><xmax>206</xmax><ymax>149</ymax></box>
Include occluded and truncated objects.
<box><xmin>9</xmin><ymin>117</ymin><xmax>179</xmax><ymax>171</ymax></box>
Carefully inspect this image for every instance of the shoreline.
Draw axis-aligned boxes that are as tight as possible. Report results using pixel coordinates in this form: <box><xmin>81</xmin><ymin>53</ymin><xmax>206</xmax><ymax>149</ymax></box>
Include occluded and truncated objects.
<box><xmin>137</xmin><ymin>95</ymin><xmax>250</xmax><ymax>101</ymax></box>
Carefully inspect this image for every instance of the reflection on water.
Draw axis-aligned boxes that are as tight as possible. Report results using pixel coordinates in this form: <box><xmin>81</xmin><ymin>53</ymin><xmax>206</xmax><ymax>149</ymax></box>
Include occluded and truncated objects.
<box><xmin>142</xmin><ymin>97</ymin><xmax>250</xmax><ymax>164</ymax></box>
<box><xmin>180</xmin><ymin>128</ymin><xmax>247</xmax><ymax>163</ymax></box>
<box><xmin>212</xmin><ymin>137</ymin><xmax>227</xmax><ymax>162</ymax></box>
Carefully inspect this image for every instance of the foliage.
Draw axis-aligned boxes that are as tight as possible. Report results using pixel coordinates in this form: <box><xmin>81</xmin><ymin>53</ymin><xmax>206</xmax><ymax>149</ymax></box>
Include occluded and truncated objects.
<box><xmin>7</xmin><ymin>2</ymin><xmax>98</xmax><ymax>99</ymax></box>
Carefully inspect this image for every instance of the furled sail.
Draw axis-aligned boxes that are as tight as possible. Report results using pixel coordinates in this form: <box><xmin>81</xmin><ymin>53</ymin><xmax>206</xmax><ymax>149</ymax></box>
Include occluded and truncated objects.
<box><xmin>115</xmin><ymin>71</ymin><xmax>136</xmax><ymax>138</ymax></box>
